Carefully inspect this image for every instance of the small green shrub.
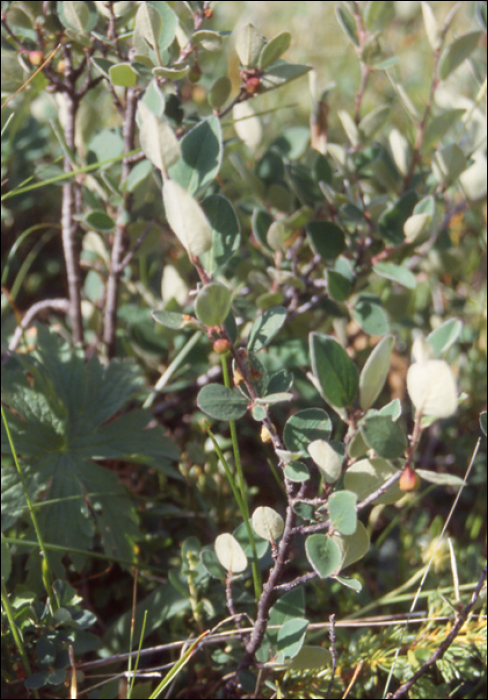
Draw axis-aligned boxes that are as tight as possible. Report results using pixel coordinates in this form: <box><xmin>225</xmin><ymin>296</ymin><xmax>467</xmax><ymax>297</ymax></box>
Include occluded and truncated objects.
<box><xmin>1</xmin><ymin>2</ymin><xmax>486</xmax><ymax>698</ymax></box>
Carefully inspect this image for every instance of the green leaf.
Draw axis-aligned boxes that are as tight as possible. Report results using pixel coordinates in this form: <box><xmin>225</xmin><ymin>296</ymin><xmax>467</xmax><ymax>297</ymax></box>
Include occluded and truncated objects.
<box><xmin>373</xmin><ymin>262</ymin><xmax>416</xmax><ymax>289</ymax></box>
<box><xmin>407</xmin><ymin>359</ymin><xmax>458</xmax><ymax>418</ymax></box>
<box><xmin>427</xmin><ymin>319</ymin><xmax>462</xmax><ymax>357</ymax></box>
<box><xmin>259</xmin><ymin>31</ymin><xmax>292</xmax><ymax>68</ymax></box>
<box><xmin>260</xmin><ymin>63</ymin><xmax>312</xmax><ymax>92</ymax></box>
<box><xmin>423</xmin><ymin>109</ymin><xmax>466</xmax><ymax>151</ymax></box>
<box><xmin>163</xmin><ymin>179</ymin><xmax>213</xmax><ymax>258</ymax></box>
<box><xmin>200</xmin><ymin>547</ymin><xmax>226</xmax><ymax>579</ymax></box>
<box><xmin>305</xmin><ymin>535</ymin><xmax>342</xmax><ymax>578</ymax></box>
<box><xmin>198</xmin><ymin>195</ymin><xmax>241</xmax><ymax>274</ymax></box>
<box><xmin>415</xmin><ymin>470</ymin><xmax>465</xmax><ymax>487</ymax></box>
<box><xmin>151</xmin><ymin>310</ymin><xmax>187</xmax><ymax>330</ymax></box>
<box><xmin>306</xmin><ymin>221</ymin><xmax>345</xmax><ymax>260</ymax></box>
<box><xmin>1</xmin><ymin>327</ymin><xmax>179</xmax><ymax>563</ymax></box>
<box><xmin>310</xmin><ymin>333</ymin><xmax>359</xmax><ymax>408</ymax></box>
<box><xmin>248</xmin><ymin>306</ymin><xmax>287</xmax><ymax>352</ymax></box>
<box><xmin>209</xmin><ymin>76</ymin><xmax>232</xmax><ymax>109</ymax></box>
<box><xmin>379</xmin><ymin>398</ymin><xmax>402</xmax><ymax>421</ymax></box>
<box><xmin>439</xmin><ymin>31</ymin><xmax>482</xmax><ymax>80</ymax></box>
<box><xmin>432</xmin><ymin>143</ymin><xmax>467</xmax><ymax>184</ymax></box>
<box><xmin>76</xmin><ymin>210</ymin><xmax>115</xmax><ymax>232</ymax></box>
<box><xmin>480</xmin><ymin>411</ymin><xmax>487</xmax><ymax>436</ymax></box>
<box><xmin>109</xmin><ymin>63</ymin><xmax>138</xmax><ymax>87</ymax></box>
<box><xmin>195</xmin><ymin>283</ymin><xmax>232</xmax><ymax>327</ymax></box>
<box><xmin>134</xmin><ymin>2</ymin><xmax>162</xmax><ymax>52</ymax></box>
<box><xmin>252</xmin><ymin>507</ymin><xmax>284</xmax><ymax>541</ymax></box>
<box><xmin>327</xmin><ymin>271</ymin><xmax>352</xmax><ymax>302</ymax></box>
<box><xmin>192</xmin><ymin>30</ymin><xmax>224</xmax><ymax>52</ymax></box>
<box><xmin>139</xmin><ymin>103</ymin><xmax>180</xmax><ymax>172</ymax></box>
<box><xmin>361</xmin><ymin>415</ymin><xmax>408</xmax><ymax>459</ymax></box>
<box><xmin>379</xmin><ymin>191</ymin><xmax>418</xmax><ymax>244</ymax></box>
<box><xmin>169</xmin><ymin>116</ymin><xmax>223</xmax><ymax>195</ymax></box>
<box><xmin>235</xmin><ymin>23</ymin><xmax>266</xmax><ymax>68</ymax></box>
<box><xmin>359</xmin><ymin>335</ymin><xmax>395</xmax><ymax>410</ymax></box>
<box><xmin>335</xmin><ymin>575</ymin><xmax>362</xmax><ymax>592</ymax></box>
<box><xmin>277</xmin><ymin>618</ymin><xmax>308</xmax><ymax>661</ymax></box>
<box><xmin>267</xmin><ymin>370</ymin><xmax>294</xmax><ymax>394</ymax></box>
<box><xmin>307</xmin><ymin>439</ymin><xmax>343</xmax><ymax>483</ymax></box>
<box><xmin>1</xmin><ymin>536</ymin><xmax>11</xmax><ymax>584</ymax></box>
<box><xmin>353</xmin><ymin>296</ymin><xmax>390</xmax><ymax>336</ymax></box>
<box><xmin>214</xmin><ymin>533</ymin><xmax>247</xmax><ymax>573</ymax></box>
<box><xmin>421</xmin><ymin>1</ymin><xmax>441</xmax><ymax>51</ymax></box>
<box><xmin>335</xmin><ymin>5</ymin><xmax>359</xmax><ymax>46</ymax></box>
<box><xmin>197</xmin><ymin>384</ymin><xmax>248</xmax><ymax>421</ymax></box>
<box><xmin>287</xmin><ymin>646</ymin><xmax>332</xmax><ymax>671</ymax></box>
<box><xmin>283</xmin><ymin>408</ymin><xmax>333</xmax><ymax>457</ymax></box>
<box><xmin>344</xmin><ymin>458</ymin><xmax>403</xmax><ymax>505</ymax></box>
<box><xmin>460</xmin><ymin>152</ymin><xmax>487</xmax><ymax>201</ymax></box>
<box><xmin>148</xmin><ymin>0</ymin><xmax>178</xmax><ymax>50</ymax></box>
<box><xmin>57</xmin><ymin>1</ymin><xmax>97</xmax><ymax>33</ymax></box>
<box><xmin>359</xmin><ymin>105</ymin><xmax>391</xmax><ymax>140</ymax></box>
<box><xmin>284</xmin><ymin>461</ymin><xmax>310</xmax><ymax>482</ymax></box>
<box><xmin>152</xmin><ymin>65</ymin><xmax>190</xmax><ymax>79</ymax></box>
<box><xmin>331</xmin><ymin>521</ymin><xmax>370</xmax><ymax>570</ymax></box>
<box><xmin>328</xmin><ymin>491</ymin><xmax>357</xmax><ymax>535</ymax></box>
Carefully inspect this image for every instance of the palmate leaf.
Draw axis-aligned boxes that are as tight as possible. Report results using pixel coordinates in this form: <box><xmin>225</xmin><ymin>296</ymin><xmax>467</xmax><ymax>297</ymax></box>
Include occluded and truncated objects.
<box><xmin>1</xmin><ymin>326</ymin><xmax>180</xmax><ymax>567</ymax></box>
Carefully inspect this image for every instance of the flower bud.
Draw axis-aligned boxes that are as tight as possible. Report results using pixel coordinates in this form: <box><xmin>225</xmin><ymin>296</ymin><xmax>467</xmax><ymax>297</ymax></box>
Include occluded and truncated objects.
<box><xmin>213</xmin><ymin>339</ymin><xmax>231</xmax><ymax>355</ymax></box>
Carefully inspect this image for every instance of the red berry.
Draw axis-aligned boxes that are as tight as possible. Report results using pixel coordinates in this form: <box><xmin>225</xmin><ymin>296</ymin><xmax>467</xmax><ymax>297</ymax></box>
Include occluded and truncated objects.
<box><xmin>399</xmin><ymin>465</ymin><xmax>420</xmax><ymax>492</ymax></box>
<box><xmin>246</xmin><ymin>77</ymin><xmax>261</xmax><ymax>94</ymax></box>
<box><xmin>29</xmin><ymin>51</ymin><xmax>44</xmax><ymax>66</ymax></box>
<box><xmin>213</xmin><ymin>339</ymin><xmax>231</xmax><ymax>355</ymax></box>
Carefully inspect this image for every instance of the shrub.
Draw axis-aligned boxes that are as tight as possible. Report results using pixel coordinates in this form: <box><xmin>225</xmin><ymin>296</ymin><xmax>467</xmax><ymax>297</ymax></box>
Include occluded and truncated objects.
<box><xmin>1</xmin><ymin>2</ymin><xmax>486</xmax><ymax>698</ymax></box>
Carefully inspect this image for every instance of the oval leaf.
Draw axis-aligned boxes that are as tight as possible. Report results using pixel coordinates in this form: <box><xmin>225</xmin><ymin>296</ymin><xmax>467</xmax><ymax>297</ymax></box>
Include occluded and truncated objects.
<box><xmin>344</xmin><ymin>458</ymin><xmax>403</xmax><ymax>505</ymax></box>
<box><xmin>307</xmin><ymin>439</ymin><xmax>343</xmax><ymax>483</ymax></box>
<box><xmin>214</xmin><ymin>533</ymin><xmax>247</xmax><ymax>573</ymax></box>
<box><xmin>305</xmin><ymin>534</ymin><xmax>342</xmax><ymax>579</ymax></box>
<box><xmin>353</xmin><ymin>297</ymin><xmax>390</xmax><ymax>336</ymax></box>
<box><xmin>139</xmin><ymin>103</ymin><xmax>180</xmax><ymax>172</ymax></box>
<box><xmin>163</xmin><ymin>179</ymin><xmax>212</xmax><ymax>258</ymax></box>
<box><xmin>259</xmin><ymin>31</ymin><xmax>292</xmax><ymax>69</ymax></box>
<box><xmin>361</xmin><ymin>415</ymin><xmax>408</xmax><ymax>459</ymax></box>
<box><xmin>310</xmin><ymin>333</ymin><xmax>359</xmax><ymax>408</ymax></box>
<box><xmin>284</xmin><ymin>408</ymin><xmax>332</xmax><ymax>456</ymax></box>
<box><xmin>332</xmin><ymin>521</ymin><xmax>370</xmax><ymax>570</ymax></box>
<box><xmin>197</xmin><ymin>384</ymin><xmax>248</xmax><ymax>421</ymax></box>
<box><xmin>248</xmin><ymin>306</ymin><xmax>287</xmax><ymax>352</ymax></box>
<box><xmin>252</xmin><ymin>507</ymin><xmax>284</xmax><ymax>542</ymax></box>
<box><xmin>200</xmin><ymin>194</ymin><xmax>241</xmax><ymax>274</ymax></box>
<box><xmin>195</xmin><ymin>283</ymin><xmax>232</xmax><ymax>327</ymax></box>
<box><xmin>235</xmin><ymin>23</ymin><xmax>266</xmax><ymax>68</ymax></box>
<box><xmin>415</xmin><ymin>469</ymin><xmax>465</xmax><ymax>487</ymax></box>
<box><xmin>439</xmin><ymin>31</ymin><xmax>482</xmax><ymax>80</ymax></box>
<box><xmin>373</xmin><ymin>262</ymin><xmax>416</xmax><ymax>289</ymax></box>
<box><xmin>427</xmin><ymin>319</ymin><xmax>462</xmax><ymax>357</ymax></box>
<box><xmin>328</xmin><ymin>491</ymin><xmax>358</xmax><ymax>535</ymax></box>
<box><xmin>407</xmin><ymin>359</ymin><xmax>457</xmax><ymax>418</ymax></box>
<box><xmin>359</xmin><ymin>335</ymin><xmax>395</xmax><ymax>410</ymax></box>
<box><xmin>169</xmin><ymin>116</ymin><xmax>223</xmax><ymax>195</ymax></box>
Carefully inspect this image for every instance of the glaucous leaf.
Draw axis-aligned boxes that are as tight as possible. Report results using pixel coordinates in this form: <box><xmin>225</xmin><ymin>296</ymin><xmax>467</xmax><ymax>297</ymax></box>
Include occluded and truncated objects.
<box><xmin>109</xmin><ymin>63</ymin><xmax>138</xmax><ymax>87</ymax></box>
<box><xmin>235</xmin><ymin>23</ymin><xmax>266</xmax><ymax>68</ymax></box>
<box><xmin>283</xmin><ymin>408</ymin><xmax>332</xmax><ymax>456</ymax></box>
<box><xmin>306</xmin><ymin>221</ymin><xmax>345</xmax><ymax>260</ymax></box>
<box><xmin>353</xmin><ymin>296</ymin><xmax>390</xmax><ymax>336</ymax></box>
<box><xmin>197</xmin><ymin>384</ymin><xmax>248</xmax><ymax>421</ymax></box>
<box><xmin>209</xmin><ymin>76</ymin><xmax>232</xmax><ymax>108</ymax></box>
<box><xmin>427</xmin><ymin>319</ymin><xmax>462</xmax><ymax>357</ymax></box>
<box><xmin>415</xmin><ymin>470</ymin><xmax>465</xmax><ymax>487</ymax></box>
<box><xmin>344</xmin><ymin>458</ymin><xmax>403</xmax><ymax>505</ymax></box>
<box><xmin>328</xmin><ymin>491</ymin><xmax>357</xmax><ymax>535</ymax></box>
<box><xmin>331</xmin><ymin>521</ymin><xmax>370</xmax><ymax>570</ymax></box>
<box><xmin>259</xmin><ymin>31</ymin><xmax>292</xmax><ymax>68</ymax></box>
<box><xmin>139</xmin><ymin>103</ymin><xmax>180</xmax><ymax>172</ymax></box>
<box><xmin>407</xmin><ymin>359</ymin><xmax>458</xmax><ymax>418</ymax></box>
<box><xmin>248</xmin><ymin>306</ymin><xmax>287</xmax><ymax>352</ymax></box>
<box><xmin>310</xmin><ymin>333</ymin><xmax>359</xmax><ymax>408</ymax></box>
<box><xmin>163</xmin><ymin>179</ymin><xmax>212</xmax><ymax>258</ymax></box>
<box><xmin>260</xmin><ymin>63</ymin><xmax>312</xmax><ymax>92</ymax></box>
<box><xmin>305</xmin><ymin>534</ymin><xmax>342</xmax><ymax>578</ymax></box>
<box><xmin>195</xmin><ymin>283</ymin><xmax>232</xmax><ymax>327</ymax></box>
<box><xmin>169</xmin><ymin>116</ymin><xmax>222</xmax><ymax>195</ymax></box>
<box><xmin>421</xmin><ymin>1</ymin><xmax>441</xmax><ymax>50</ymax></box>
<box><xmin>361</xmin><ymin>415</ymin><xmax>408</xmax><ymax>459</ymax></box>
<box><xmin>359</xmin><ymin>335</ymin><xmax>395</xmax><ymax>410</ymax></box>
<box><xmin>214</xmin><ymin>533</ymin><xmax>248</xmax><ymax>573</ymax></box>
<box><xmin>439</xmin><ymin>30</ymin><xmax>482</xmax><ymax>80</ymax></box>
<box><xmin>307</xmin><ymin>439</ymin><xmax>343</xmax><ymax>483</ymax></box>
<box><xmin>252</xmin><ymin>506</ymin><xmax>284</xmax><ymax>541</ymax></box>
<box><xmin>373</xmin><ymin>262</ymin><xmax>416</xmax><ymax>289</ymax></box>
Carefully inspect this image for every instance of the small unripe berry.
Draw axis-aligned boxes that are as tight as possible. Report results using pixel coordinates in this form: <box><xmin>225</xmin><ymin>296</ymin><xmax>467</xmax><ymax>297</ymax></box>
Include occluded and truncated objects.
<box><xmin>246</xmin><ymin>77</ymin><xmax>261</xmax><ymax>94</ymax></box>
<box><xmin>188</xmin><ymin>64</ymin><xmax>202</xmax><ymax>83</ymax></box>
<box><xmin>399</xmin><ymin>465</ymin><xmax>420</xmax><ymax>492</ymax></box>
<box><xmin>260</xmin><ymin>425</ymin><xmax>271</xmax><ymax>443</ymax></box>
<box><xmin>29</xmin><ymin>51</ymin><xmax>44</xmax><ymax>66</ymax></box>
<box><xmin>213</xmin><ymin>339</ymin><xmax>231</xmax><ymax>355</ymax></box>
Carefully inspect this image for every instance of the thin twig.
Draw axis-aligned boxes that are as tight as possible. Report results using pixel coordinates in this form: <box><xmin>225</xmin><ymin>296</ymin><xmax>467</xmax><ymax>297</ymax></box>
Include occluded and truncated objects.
<box><xmin>6</xmin><ymin>298</ymin><xmax>70</xmax><ymax>354</ymax></box>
